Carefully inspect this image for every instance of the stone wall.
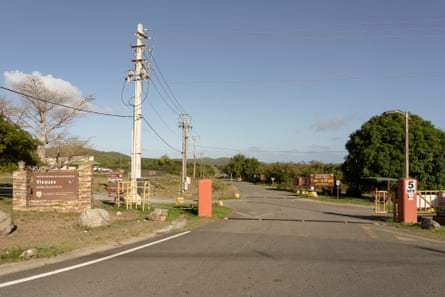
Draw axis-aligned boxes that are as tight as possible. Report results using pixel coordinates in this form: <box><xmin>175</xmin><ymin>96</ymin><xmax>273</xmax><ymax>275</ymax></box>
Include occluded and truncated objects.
<box><xmin>12</xmin><ymin>164</ymin><xmax>93</xmax><ymax>213</ymax></box>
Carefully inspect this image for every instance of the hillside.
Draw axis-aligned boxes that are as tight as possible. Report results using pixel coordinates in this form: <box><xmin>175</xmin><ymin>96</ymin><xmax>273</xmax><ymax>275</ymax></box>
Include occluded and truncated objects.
<box><xmin>46</xmin><ymin>147</ymin><xmax>229</xmax><ymax>171</ymax></box>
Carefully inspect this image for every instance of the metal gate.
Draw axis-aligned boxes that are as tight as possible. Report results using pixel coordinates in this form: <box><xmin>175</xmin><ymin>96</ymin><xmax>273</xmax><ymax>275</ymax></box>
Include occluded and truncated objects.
<box><xmin>375</xmin><ymin>190</ymin><xmax>388</xmax><ymax>213</ymax></box>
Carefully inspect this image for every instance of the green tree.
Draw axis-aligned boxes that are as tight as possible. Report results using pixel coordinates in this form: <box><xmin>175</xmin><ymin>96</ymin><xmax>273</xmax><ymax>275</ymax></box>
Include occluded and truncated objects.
<box><xmin>224</xmin><ymin>154</ymin><xmax>261</xmax><ymax>182</ymax></box>
<box><xmin>243</xmin><ymin>157</ymin><xmax>261</xmax><ymax>181</ymax></box>
<box><xmin>224</xmin><ymin>154</ymin><xmax>246</xmax><ymax>179</ymax></box>
<box><xmin>342</xmin><ymin>113</ymin><xmax>445</xmax><ymax>192</ymax></box>
<box><xmin>158</xmin><ymin>154</ymin><xmax>172</xmax><ymax>169</ymax></box>
<box><xmin>0</xmin><ymin>115</ymin><xmax>40</xmax><ymax>169</ymax></box>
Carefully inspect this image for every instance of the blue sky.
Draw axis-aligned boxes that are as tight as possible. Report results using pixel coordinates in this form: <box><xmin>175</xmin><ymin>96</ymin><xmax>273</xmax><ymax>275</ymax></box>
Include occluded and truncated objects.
<box><xmin>1</xmin><ymin>0</ymin><xmax>445</xmax><ymax>163</ymax></box>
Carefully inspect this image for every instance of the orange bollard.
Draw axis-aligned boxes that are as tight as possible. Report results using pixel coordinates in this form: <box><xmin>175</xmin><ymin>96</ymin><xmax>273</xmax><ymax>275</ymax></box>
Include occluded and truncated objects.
<box><xmin>198</xmin><ymin>179</ymin><xmax>212</xmax><ymax>217</ymax></box>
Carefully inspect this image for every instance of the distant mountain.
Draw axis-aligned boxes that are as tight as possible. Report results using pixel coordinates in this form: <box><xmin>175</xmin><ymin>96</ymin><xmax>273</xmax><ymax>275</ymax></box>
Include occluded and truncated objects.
<box><xmin>46</xmin><ymin>147</ymin><xmax>229</xmax><ymax>169</ymax></box>
<box><xmin>201</xmin><ymin>157</ymin><xmax>230</xmax><ymax>166</ymax></box>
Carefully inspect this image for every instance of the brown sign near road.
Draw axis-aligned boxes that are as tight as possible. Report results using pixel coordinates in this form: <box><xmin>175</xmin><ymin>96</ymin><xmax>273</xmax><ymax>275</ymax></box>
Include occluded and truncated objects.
<box><xmin>32</xmin><ymin>171</ymin><xmax>78</xmax><ymax>200</ymax></box>
<box><xmin>310</xmin><ymin>173</ymin><xmax>335</xmax><ymax>187</ymax></box>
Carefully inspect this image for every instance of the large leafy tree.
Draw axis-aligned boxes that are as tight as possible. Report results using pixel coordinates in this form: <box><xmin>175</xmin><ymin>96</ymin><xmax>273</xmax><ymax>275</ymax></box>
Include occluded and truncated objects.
<box><xmin>224</xmin><ymin>154</ymin><xmax>247</xmax><ymax>179</ymax></box>
<box><xmin>342</xmin><ymin>113</ymin><xmax>445</xmax><ymax>191</ymax></box>
<box><xmin>0</xmin><ymin>115</ymin><xmax>40</xmax><ymax>169</ymax></box>
<box><xmin>224</xmin><ymin>154</ymin><xmax>261</xmax><ymax>182</ymax></box>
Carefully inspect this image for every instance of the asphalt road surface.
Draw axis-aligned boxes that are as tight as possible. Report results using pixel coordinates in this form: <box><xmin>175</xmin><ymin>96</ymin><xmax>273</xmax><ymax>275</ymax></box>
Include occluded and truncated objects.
<box><xmin>1</xmin><ymin>182</ymin><xmax>445</xmax><ymax>296</ymax></box>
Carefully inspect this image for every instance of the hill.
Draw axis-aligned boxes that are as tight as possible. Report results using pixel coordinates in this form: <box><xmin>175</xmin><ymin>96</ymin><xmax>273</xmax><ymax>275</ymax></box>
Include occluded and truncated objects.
<box><xmin>46</xmin><ymin>147</ymin><xmax>229</xmax><ymax>171</ymax></box>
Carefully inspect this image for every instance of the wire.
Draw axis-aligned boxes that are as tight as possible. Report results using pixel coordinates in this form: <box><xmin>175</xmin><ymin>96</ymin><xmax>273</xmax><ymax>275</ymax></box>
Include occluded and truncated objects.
<box><xmin>146</xmin><ymin>51</ymin><xmax>187</xmax><ymax>114</ymax></box>
<box><xmin>120</xmin><ymin>80</ymin><xmax>133</xmax><ymax>107</ymax></box>
<box><xmin>168</xmin><ymin>73</ymin><xmax>445</xmax><ymax>85</ymax></box>
<box><xmin>141</xmin><ymin>116</ymin><xmax>181</xmax><ymax>153</ymax></box>
<box><xmin>198</xmin><ymin>145</ymin><xmax>346</xmax><ymax>157</ymax></box>
<box><xmin>1</xmin><ymin>86</ymin><xmax>132</xmax><ymax>118</ymax></box>
<box><xmin>144</xmin><ymin>81</ymin><xmax>179</xmax><ymax>136</ymax></box>
<box><xmin>150</xmin><ymin>79</ymin><xmax>182</xmax><ymax>115</ymax></box>
<box><xmin>158</xmin><ymin>17</ymin><xmax>445</xmax><ymax>41</ymax></box>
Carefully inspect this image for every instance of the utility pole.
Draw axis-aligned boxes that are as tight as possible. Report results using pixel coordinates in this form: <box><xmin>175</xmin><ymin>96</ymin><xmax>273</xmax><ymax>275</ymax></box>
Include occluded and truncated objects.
<box><xmin>192</xmin><ymin>136</ymin><xmax>199</xmax><ymax>182</ymax></box>
<box><xmin>199</xmin><ymin>152</ymin><xmax>204</xmax><ymax>178</ymax></box>
<box><xmin>179</xmin><ymin>114</ymin><xmax>192</xmax><ymax>192</ymax></box>
<box><xmin>125</xmin><ymin>24</ymin><xmax>150</xmax><ymax>201</ymax></box>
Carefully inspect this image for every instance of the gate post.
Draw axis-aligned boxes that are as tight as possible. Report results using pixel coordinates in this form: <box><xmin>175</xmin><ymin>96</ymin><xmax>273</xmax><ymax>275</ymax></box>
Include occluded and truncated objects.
<box><xmin>198</xmin><ymin>179</ymin><xmax>212</xmax><ymax>217</ymax></box>
<box><xmin>398</xmin><ymin>178</ymin><xmax>417</xmax><ymax>223</ymax></box>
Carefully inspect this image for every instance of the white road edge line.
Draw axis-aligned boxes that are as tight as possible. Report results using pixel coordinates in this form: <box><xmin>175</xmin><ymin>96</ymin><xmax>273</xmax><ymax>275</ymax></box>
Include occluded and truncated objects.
<box><xmin>0</xmin><ymin>230</ymin><xmax>191</xmax><ymax>288</ymax></box>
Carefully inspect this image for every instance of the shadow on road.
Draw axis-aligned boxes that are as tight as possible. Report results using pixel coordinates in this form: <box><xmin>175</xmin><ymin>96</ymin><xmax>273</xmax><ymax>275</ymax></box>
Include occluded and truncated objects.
<box><xmin>323</xmin><ymin>211</ymin><xmax>392</xmax><ymax>223</ymax></box>
<box><xmin>227</xmin><ymin>216</ymin><xmax>376</xmax><ymax>225</ymax></box>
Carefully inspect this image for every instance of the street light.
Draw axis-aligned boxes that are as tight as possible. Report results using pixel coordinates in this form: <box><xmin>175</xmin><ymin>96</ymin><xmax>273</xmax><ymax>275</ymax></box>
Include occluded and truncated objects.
<box><xmin>383</xmin><ymin>109</ymin><xmax>409</xmax><ymax>178</ymax></box>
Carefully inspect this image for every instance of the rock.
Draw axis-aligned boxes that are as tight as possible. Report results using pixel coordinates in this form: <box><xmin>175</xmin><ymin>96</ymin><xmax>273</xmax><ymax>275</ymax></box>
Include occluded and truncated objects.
<box><xmin>0</xmin><ymin>210</ymin><xmax>17</xmax><ymax>235</ymax></box>
<box><xmin>20</xmin><ymin>248</ymin><xmax>38</xmax><ymax>259</ymax></box>
<box><xmin>78</xmin><ymin>208</ymin><xmax>110</xmax><ymax>228</ymax></box>
<box><xmin>420</xmin><ymin>217</ymin><xmax>441</xmax><ymax>230</ymax></box>
<box><xmin>147</xmin><ymin>208</ymin><xmax>169</xmax><ymax>222</ymax></box>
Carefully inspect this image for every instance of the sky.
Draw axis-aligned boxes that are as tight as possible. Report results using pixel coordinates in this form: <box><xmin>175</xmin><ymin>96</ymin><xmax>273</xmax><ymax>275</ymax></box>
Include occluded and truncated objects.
<box><xmin>1</xmin><ymin>0</ymin><xmax>445</xmax><ymax>164</ymax></box>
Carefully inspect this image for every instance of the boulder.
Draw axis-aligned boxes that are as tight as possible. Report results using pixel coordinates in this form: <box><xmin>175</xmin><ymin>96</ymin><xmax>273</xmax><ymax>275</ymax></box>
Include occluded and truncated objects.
<box><xmin>420</xmin><ymin>217</ymin><xmax>441</xmax><ymax>230</ymax></box>
<box><xmin>20</xmin><ymin>248</ymin><xmax>38</xmax><ymax>259</ymax></box>
<box><xmin>147</xmin><ymin>208</ymin><xmax>169</xmax><ymax>222</ymax></box>
<box><xmin>78</xmin><ymin>208</ymin><xmax>110</xmax><ymax>228</ymax></box>
<box><xmin>0</xmin><ymin>210</ymin><xmax>16</xmax><ymax>235</ymax></box>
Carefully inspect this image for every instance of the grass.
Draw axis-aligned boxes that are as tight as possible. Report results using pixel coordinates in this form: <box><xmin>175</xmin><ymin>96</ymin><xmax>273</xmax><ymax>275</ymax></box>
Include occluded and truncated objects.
<box><xmin>304</xmin><ymin>194</ymin><xmax>375</xmax><ymax>207</ymax></box>
<box><xmin>0</xmin><ymin>195</ymin><xmax>233</xmax><ymax>264</ymax></box>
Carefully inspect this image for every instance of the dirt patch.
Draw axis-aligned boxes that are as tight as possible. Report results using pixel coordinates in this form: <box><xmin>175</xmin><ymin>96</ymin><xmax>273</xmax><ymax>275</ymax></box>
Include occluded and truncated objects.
<box><xmin>0</xmin><ymin>199</ymin><xmax>174</xmax><ymax>265</ymax></box>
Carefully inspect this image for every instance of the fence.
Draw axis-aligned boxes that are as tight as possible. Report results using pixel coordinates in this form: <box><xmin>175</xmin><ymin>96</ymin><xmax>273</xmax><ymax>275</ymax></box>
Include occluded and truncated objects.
<box><xmin>373</xmin><ymin>189</ymin><xmax>445</xmax><ymax>215</ymax></box>
<box><xmin>417</xmin><ymin>190</ymin><xmax>445</xmax><ymax>214</ymax></box>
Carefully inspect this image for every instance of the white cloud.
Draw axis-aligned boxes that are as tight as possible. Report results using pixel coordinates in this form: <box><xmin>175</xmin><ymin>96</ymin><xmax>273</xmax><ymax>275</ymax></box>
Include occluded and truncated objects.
<box><xmin>4</xmin><ymin>70</ymin><xmax>83</xmax><ymax>102</ymax></box>
<box><xmin>313</xmin><ymin>115</ymin><xmax>345</xmax><ymax>132</ymax></box>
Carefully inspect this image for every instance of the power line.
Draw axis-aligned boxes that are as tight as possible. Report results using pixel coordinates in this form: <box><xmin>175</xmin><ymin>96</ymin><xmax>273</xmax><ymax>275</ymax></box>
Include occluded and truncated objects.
<box><xmin>141</xmin><ymin>116</ymin><xmax>180</xmax><ymax>153</ymax></box>
<box><xmin>168</xmin><ymin>73</ymin><xmax>445</xmax><ymax>85</ymax></box>
<box><xmin>198</xmin><ymin>145</ymin><xmax>345</xmax><ymax>155</ymax></box>
<box><xmin>150</xmin><ymin>79</ymin><xmax>183</xmax><ymax>115</ymax></box>
<box><xmin>143</xmin><ymin>81</ymin><xmax>179</xmax><ymax>136</ymax></box>
<box><xmin>1</xmin><ymin>86</ymin><xmax>132</xmax><ymax>118</ymax></box>
<box><xmin>147</xmin><ymin>51</ymin><xmax>187</xmax><ymax>114</ymax></box>
<box><xmin>158</xmin><ymin>17</ymin><xmax>445</xmax><ymax>40</ymax></box>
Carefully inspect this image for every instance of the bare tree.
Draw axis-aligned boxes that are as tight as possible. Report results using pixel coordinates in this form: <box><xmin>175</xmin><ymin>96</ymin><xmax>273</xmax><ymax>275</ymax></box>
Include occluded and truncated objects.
<box><xmin>5</xmin><ymin>73</ymin><xmax>92</xmax><ymax>162</ymax></box>
<box><xmin>0</xmin><ymin>95</ymin><xmax>23</xmax><ymax>123</ymax></box>
<box><xmin>48</xmin><ymin>136</ymin><xmax>92</xmax><ymax>168</ymax></box>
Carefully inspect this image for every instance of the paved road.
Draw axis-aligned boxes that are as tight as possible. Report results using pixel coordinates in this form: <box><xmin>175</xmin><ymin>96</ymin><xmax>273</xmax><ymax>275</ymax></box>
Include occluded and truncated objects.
<box><xmin>1</xmin><ymin>182</ymin><xmax>445</xmax><ymax>296</ymax></box>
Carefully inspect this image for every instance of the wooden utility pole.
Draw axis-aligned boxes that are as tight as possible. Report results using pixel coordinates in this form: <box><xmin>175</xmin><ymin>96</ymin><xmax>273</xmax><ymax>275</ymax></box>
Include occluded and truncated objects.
<box><xmin>179</xmin><ymin>114</ymin><xmax>192</xmax><ymax>192</ymax></box>
<box><xmin>192</xmin><ymin>136</ymin><xmax>199</xmax><ymax>182</ymax></box>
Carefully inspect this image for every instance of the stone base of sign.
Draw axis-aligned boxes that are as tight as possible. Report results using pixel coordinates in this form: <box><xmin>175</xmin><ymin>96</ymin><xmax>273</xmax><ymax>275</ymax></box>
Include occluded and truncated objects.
<box><xmin>13</xmin><ymin>163</ymin><xmax>93</xmax><ymax>213</ymax></box>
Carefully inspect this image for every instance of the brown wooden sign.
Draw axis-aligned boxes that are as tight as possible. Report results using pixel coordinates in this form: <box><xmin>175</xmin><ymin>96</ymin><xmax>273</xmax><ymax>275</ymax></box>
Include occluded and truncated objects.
<box><xmin>33</xmin><ymin>171</ymin><xmax>78</xmax><ymax>200</ymax></box>
<box><xmin>107</xmin><ymin>172</ymin><xmax>123</xmax><ymax>198</ymax></box>
<box><xmin>310</xmin><ymin>173</ymin><xmax>334</xmax><ymax>187</ymax></box>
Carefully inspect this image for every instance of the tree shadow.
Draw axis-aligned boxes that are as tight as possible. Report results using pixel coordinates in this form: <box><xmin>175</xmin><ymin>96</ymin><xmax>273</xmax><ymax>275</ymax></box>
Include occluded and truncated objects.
<box><xmin>323</xmin><ymin>211</ymin><xmax>392</xmax><ymax>222</ymax></box>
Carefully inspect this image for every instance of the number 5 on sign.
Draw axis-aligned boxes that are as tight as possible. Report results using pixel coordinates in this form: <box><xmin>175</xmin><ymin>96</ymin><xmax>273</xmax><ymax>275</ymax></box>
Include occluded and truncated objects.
<box><xmin>406</xmin><ymin>179</ymin><xmax>416</xmax><ymax>200</ymax></box>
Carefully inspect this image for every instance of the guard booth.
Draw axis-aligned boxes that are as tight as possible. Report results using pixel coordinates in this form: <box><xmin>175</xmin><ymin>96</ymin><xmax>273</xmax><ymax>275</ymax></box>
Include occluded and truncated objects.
<box><xmin>398</xmin><ymin>178</ymin><xmax>418</xmax><ymax>223</ymax></box>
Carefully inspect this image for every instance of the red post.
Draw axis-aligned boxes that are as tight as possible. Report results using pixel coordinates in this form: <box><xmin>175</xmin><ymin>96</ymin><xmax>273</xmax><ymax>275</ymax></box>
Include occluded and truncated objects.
<box><xmin>198</xmin><ymin>179</ymin><xmax>212</xmax><ymax>217</ymax></box>
<box><xmin>398</xmin><ymin>178</ymin><xmax>417</xmax><ymax>223</ymax></box>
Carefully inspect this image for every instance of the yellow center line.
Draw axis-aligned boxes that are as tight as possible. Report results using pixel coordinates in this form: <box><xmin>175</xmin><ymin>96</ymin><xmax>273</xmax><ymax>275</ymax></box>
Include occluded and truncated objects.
<box><xmin>361</xmin><ymin>225</ymin><xmax>378</xmax><ymax>239</ymax></box>
<box><xmin>375</xmin><ymin>227</ymin><xmax>443</xmax><ymax>243</ymax></box>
